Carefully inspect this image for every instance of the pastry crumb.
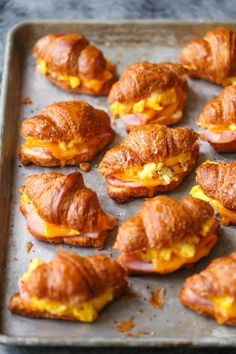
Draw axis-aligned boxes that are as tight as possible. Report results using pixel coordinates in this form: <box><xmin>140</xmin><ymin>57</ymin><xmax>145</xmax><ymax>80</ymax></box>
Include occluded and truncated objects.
<box><xmin>79</xmin><ymin>162</ymin><xmax>91</xmax><ymax>172</ymax></box>
<box><xmin>22</xmin><ymin>97</ymin><xmax>32</xmax><ymax>105</ymax></box>
<box><xmin>116</xmin><ymin>317</ymin><xmax>135</xmax><ymax>333</ymax></box>
<box><xmin>149</xmin><ymin>287</ymin><xmax>165</xmax><ymax>309</ymax></box>
<box><xmin>26</xmin><ymin>241</ymin><xmax>33</xmax><ymax>253</ymax></box>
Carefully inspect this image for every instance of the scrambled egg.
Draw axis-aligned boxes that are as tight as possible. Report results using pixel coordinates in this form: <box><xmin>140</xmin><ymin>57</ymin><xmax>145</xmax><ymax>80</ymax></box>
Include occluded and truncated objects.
<box><xmin>21</xmin><ymin>193</ymin><xmax>79</xmax><ymax>238</ymax></box>
<box><xmin>110</xmin><ymin>87</ymin><xmax>178</xmax><ymax>118</ymax></box>
<box><xmin>21</xmin><ymin>259</ymin><xmax>113</xmax><ymax>322</ymax></box>
<box><xmin>139</xmin><ymin>217</ymin><xmax>215</xmax><ymax>273</ymax></box>
<box><xmin>213</xmin><ymin>296</ymin><xmax>236</xmax><ymax>324</ymax></box>
<box><xmin>118</xmin><ymin>153</ymin><xmax>191</xmax><ymax>187</ymax></box>
<box><xmin>38</xmin><ymin>59</ymin><xmax>112</xmax><ymax>92</ymax></box>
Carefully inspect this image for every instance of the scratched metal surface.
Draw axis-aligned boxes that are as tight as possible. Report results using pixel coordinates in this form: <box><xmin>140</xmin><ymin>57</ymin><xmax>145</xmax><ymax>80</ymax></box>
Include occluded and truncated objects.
<box><xmin>0</xmin><ymin>20</ymin><xmax>236</xmax><ymax>347</ymax></box>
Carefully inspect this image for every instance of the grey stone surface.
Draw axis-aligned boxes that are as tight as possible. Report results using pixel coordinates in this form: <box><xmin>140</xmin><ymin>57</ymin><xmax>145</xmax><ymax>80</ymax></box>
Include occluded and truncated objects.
<box><xmin>0</xmin><ymin>0</ymin><xmax>235</xmax><ymax>353</ymax></box>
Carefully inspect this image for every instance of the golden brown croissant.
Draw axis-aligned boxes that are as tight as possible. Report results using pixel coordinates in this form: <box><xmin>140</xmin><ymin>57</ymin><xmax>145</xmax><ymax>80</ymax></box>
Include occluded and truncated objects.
<box><xmin>115</xmin><ymin>196</ymin><xmax>218</xmax><ymax>275</ymax></box>
<box><xmin>180</xmin><ymin>27</ymin><xmax>236</xmax><ymax>85</ymax></box>
<box><xmin>198</xmin><ymin>85</ymin><xmax>236</xmax><ymax>152</ymax></box>
<box><xmin>8</xmin><ymin>249</ymin><xmax>127</xmax><ymax>322</ymax></box>
<box><xmin>108</xmin><ymin>61</ymin><xmax>188</xmax><ymax>130</ymax></box>
<box><xmin>99</xmin><ymin>124</ymin><xmax>199</xmax><ymax>203</ymax></box>
<box><xmin>33</xmin><ymin>33</ymin><xmax>116</xmax><ymax>95</ymax></box>
<box><xmin>190</xmin><ymin>160</ymin><xmax>236</xmax><ymax>225</ymax></box>
<box><xmin>180</xmin><ymin>252</ymin><xmax>236</xmax><ymax>325</ymax></box>
<box><xmin>19</xmin><ymin>172</ymin><xmax>117</xmax><ymax>249</ymax></box>
<box><xmin>19</xmin><ymin>100</ymin><xmax>115</xmax><ymax>167</ymax></box>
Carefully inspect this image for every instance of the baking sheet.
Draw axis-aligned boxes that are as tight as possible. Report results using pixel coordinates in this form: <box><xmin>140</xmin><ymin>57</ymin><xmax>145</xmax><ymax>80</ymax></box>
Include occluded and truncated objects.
<box><xmin>0</xmin><ymin>20</ymin><xmax>236</xmax><ymax>346</ymax></box>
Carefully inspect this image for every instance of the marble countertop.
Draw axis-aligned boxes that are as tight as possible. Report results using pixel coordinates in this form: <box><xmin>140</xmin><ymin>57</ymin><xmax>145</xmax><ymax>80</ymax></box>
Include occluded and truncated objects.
<box><xmin>0</xmin><ymin>0</ymin><xmax>236</xmax><ymax>353</ymax></box>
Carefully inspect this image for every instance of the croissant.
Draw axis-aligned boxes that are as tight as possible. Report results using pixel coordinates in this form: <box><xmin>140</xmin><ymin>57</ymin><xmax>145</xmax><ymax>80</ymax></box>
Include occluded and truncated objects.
<box><xmin>99</xmin><ymin>124</ymin><xmax>199</xmax><ymax>203</ymax></box>
<box><xmin>19</xmin><ymin>100</ymin><xmax>115</xmax><ymax>167</ymax></box>
<box><xmin>19</xmin><ymin>172</ymin><xmax>117</xmax><ymax>249</ymax></box>
<box><xmin>8</xmin><ymin>249</ymin><xmax>127</xmax><ymax>322</ymax></box>
<box><xmin>108</xmin><ymin>61</ymin><xmax>188</xmax><ymax>130</ymax></box>
<box><xmin>190</xmin><ymin>160</ymin><xmax>236</xmax><ymax>225</ymax></box>
<box><xmin>180</xmin><ymin>27</ymin><xmax>236</xmax><ymax>85</ymax></box>
<box><xmin>198</xmin><ymin>85</ymin><xmax>236</xmax><ymax>152</ymax></box>
<box><xmin>115</xmin><ymin>196</ymin><xmax>218</xmax><ymax>275</ymax></box>
<box><xmin>180</xmin><ymin>252</ymin><xmax>236</xmax><ymax>325</ymax></box>
<box><xmin>33</xmin><ymin>33</ymin><xmax>116</xmax><ymax>95</ymax></box>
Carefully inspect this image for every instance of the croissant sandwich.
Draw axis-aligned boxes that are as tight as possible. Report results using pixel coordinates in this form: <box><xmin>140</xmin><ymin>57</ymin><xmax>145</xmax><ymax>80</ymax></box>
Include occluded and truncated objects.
<box><xmin>190</xmin><ymin>160</ymin><xmax>236</xmax><ymax>225</ymax></box>
<box><xmin>180</xmin><ymin>252</ymin><xmax>236</xmax><ymax>325</ymax></box>
<box><xmin>108</xmin><ymin>61</ymin><xmax>188</xmax><ymax>130</ymax></box>
<box><xmin>180</xmin><ymin>27</ymin><xmax>236</xmax><ymax>85</ymax></box>
<box><xmin>8</xmin><ymin>249</ymin><xmax>127</xmax><ymax>322</ymax></box>
<box><xmin>19</xmin><ymin>101</ymin><xmax>115</xmax><ymax>167</ymax></box>
<box><xmin>99</xmin><ymin>124</ymin><xmax>199</xmax><ymax>203</ymax></box>
<box><xmin>115</xmin><ymin>196</ymin><xmax>218</xmax><ymax>275</ymax></box>
<box><xmin>198</xmin><ymin>85</ymin><xmax>236</xmax><ymax>152</ymax></box>
<box><xmin>33</xmin><ymin>33</ymin><xmax>116</xmax><ymax>95</ymax></box>
<box><xmin>19</xmin><ymin>172</ymin><xmax>117</xmax><ymax>249</ymax></box>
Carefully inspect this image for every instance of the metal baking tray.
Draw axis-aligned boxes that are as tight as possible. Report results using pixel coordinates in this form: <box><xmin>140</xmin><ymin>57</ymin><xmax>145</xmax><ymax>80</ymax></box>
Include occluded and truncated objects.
<box><xmin>0</xmin><ymin>20</ymin><xmax>236</xmax><ymax>347</ymax></box>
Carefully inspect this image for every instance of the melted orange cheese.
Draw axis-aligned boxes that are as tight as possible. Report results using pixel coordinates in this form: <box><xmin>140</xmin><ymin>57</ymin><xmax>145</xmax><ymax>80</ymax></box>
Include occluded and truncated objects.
<box><xmin>23</xmin><ymin>137</ymin><xmax>92</xmax><ymax>166</ymax></box>
<box><xmin>22</xmin><ymin>259</ymin><xmax>113</xmax><ymax>322</ymax></box>
<box><xmin>199</xmin><ymin>122</ymin><xmax>236</xmax><ymax>133</ymax></box>
<box><xmin>38</xmin><ymin>59</ymin><xmax>113</xmax><ymax>92</ymax></box>
<box><xmin>213</xmin><ymin>296</ymin><xmax>236</xmax><ymax>324</ymax></box>
<box><xmin>21</xmin><ymin>194</ymin><xmax>79</xmax><ymax>238</ymax></box>
<box><xmin>115</xmin><ymin>153</ymin><xmax>191</xmax><ymax>186</ymax></box>
<box><xmin>190</xmin><ymin>185</ymin><xmax>236</xmax><ymax>225</ymax></box>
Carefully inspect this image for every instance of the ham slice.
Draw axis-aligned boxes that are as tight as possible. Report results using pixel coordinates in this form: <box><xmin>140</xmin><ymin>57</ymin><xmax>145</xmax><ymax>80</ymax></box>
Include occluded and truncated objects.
<box><xmin>121</xmin><ymin>113</ymin><xmax>149</xmax><ymax>126</ymax></box>
<box><xmin>107</xmin><ymin>175</ymin><xmax>143</xmax><ymax>188</ymax></box>
<box><xmin>200</xmin><ymin>130</ymin><xmax>236</xmax><ymax>144</ymax></box>
<box><xmin>22</xmin><ymin>201</ymin><xmax>100</xmax><ymax>239</ymax></box>
<box><xmin>119</xmin><ymin>255</ymin><xmax>154</xmax><ymax>273</ymax></box>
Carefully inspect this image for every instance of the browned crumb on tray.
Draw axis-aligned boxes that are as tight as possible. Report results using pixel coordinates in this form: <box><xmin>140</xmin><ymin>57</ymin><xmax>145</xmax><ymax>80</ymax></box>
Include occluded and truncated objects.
<box><xmin>79</xmin><ymin>162</ymin><xmax>91</xmax><ymax>172</ymax></box>
<box><xmin>123</xmin><ymin>289</ymin><xmax>139</xmax><ymax>300</ymax></box>
<box><xmin>26</xmin><ymin>241</ymin><xmax>33</xmax><ymax>253</ymax></box>
<box><xmin>116</xmin><ymin>318</ymin><xmax>136</xmax><ymax>333</ymax></box>
<box><xmin>22</xmin><ymin>97</ymin><xmax>33</xmax><ymax>105</ymax></box>
<box><xmin>149</xmin><ymin>287</ymin><xmax>165</xmax><ymax>310</ymax></box>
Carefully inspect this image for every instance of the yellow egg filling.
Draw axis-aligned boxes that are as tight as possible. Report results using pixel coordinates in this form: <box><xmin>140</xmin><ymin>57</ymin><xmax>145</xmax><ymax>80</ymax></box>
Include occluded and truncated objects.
<box><xmin>199</xmin><ymin>122</ymin><xmax>236</xmax><ymax>133</ymax></box>
<box><xmin>116</xmin><ymin>152</ymin><xmax>191</xmax><ymax>186</ymax></box>
<box><xmin>21</xmin><ymin>259</ymin><xmax>113</xmax><ymax>322</ymax></box>
<box><xmin>110</xmin><ymin>87</ymin><xmax>180</xmax><ymax>118</ymax></box>
<box><xmin>213</xmin><ymin>296</ymin><xmax>236</xmax><ymax>324</ymax></box>
<box><xmin>38</xmin><ymin>59</ymin><xmax>113</xmax><ymax>92</ymax></box>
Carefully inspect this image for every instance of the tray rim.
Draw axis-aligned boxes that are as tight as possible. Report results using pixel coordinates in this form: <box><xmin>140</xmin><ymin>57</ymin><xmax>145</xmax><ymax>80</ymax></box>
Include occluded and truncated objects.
<box><xmin>1</xmin><ymin>19</ymin><xmax>236</xmax><ymax>347</ymax></box>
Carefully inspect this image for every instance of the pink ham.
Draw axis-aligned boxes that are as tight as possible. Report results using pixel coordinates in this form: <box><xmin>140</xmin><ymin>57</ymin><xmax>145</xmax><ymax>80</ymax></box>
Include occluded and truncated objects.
<box><xmin>120</xmin><ymin>255</ymin><xmax>154</xmax><ymax>274</ymax></box>
<box><xmin>107</xmin><ymin>175</ymin><xmax>143</xmax><ymax>188</ymax></box>
<box><xmin>200</xmin><ymin>130</ymin><xmax>236</xmax><ymax>144</ymax></box>
<box><xmin>121</xmin><ymin>113</ymin><xmax>149</xmax><ymax>126</ymax></box>
<box><xmin>22</xmin><ymin>201</ymin><xmax>100</xmax><ymax>239</ymax></box>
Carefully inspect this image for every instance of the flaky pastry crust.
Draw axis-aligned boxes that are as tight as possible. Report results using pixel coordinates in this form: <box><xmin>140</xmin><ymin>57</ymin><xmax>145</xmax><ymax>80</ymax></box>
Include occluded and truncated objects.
<box><xmin>198</xmin><ymin>85</ymin><xmax>236</xmax><ymax>152</ymax></box>
<box><xmin>196</xmin><ymin>161</ymin><xmax>236</xmax><ymax>211</ymax></box>
<box><xmin>115</xmin><ymin>196</ymin><xmax>218</xmax><ymax>275</ymax></box>
<box><xmin>99</xmin><ymin>124</ymin><xmax>199</xmax><ymax>203</ymax></box>
<box><xmin>19</xmin><ymin>100</ymin><xmax>115</xmax><ymax>167</ymax></box>
<box><xmin>180</xmin><ymin>27</ymin><xmax>236</xmax><ymax>85</ymax></box>
<box><xmin>19</xmin><ymin>172</ymin><xmax>117</xmax><ymax>249</ymax></box>
<box><xmin>8</xmin><ymin>249</ymin><xmax>127</xmax><ymax>321</ymax></box>
<box><xmin>180</xmin><ymin>252</ymin><xmax>236</xmax><ymax>325</ymax></box>
<box><xmin>33</xmin><ymin>33</ymin><xmax>116</xmax><ymax>95</ymax></box>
